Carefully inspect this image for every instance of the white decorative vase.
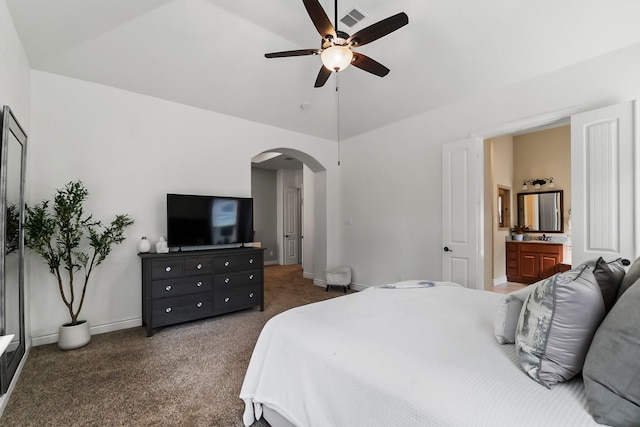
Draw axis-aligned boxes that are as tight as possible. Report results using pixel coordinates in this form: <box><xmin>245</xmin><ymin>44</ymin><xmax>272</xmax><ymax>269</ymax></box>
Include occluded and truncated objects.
<box><xmin>58</xmin><ymin>320</ymin><xmax>91</xmax><ymax>350</ymax></box>
<box><xmin>513</xmin><ymin>234</ymin><xmax>524</xmax><ymax>241</ymax></box>
<box><xmin>137</xmin><ymin>236</ymin><xmax>151</xmax><ymax>253</ymax></box>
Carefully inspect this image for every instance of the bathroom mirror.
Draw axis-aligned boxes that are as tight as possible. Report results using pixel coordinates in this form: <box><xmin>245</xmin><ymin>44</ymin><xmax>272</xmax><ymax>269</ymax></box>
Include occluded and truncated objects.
<box><xmin>0</xmin><ymin>106</ymin><xmax>27</xmax><ymax>394</ymax></box>
<box><xmin>517</xmin><ymin>190</ymin><xmax>563</xmax><ymax>233</ymax></box>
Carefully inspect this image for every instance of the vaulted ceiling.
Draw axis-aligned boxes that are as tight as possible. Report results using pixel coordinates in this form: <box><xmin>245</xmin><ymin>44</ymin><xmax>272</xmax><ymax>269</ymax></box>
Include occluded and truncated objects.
<box><xmin>7</xmin><ymin>0</ymin><xmax>640</xmax><ymax>140</ymax></box>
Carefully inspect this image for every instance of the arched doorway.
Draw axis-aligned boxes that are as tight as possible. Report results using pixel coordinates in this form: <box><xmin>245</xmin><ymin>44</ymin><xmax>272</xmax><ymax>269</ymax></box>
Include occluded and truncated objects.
<box><xmin>251</xmin><ymin>148</ymin><xmax>328</xmax><ymax>284</ymax></box>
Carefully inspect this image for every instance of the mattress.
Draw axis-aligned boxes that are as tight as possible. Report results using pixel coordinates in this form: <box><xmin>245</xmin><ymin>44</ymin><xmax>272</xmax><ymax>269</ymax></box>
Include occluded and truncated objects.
<box><xmin>240</xmin><ymin>282</ymin><xmax>598</xmax><ymax>426</ymax></box>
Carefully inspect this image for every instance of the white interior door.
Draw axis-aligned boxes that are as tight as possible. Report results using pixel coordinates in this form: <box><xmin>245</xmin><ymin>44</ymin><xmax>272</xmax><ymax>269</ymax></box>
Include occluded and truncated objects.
<box><xmin>570</xmin><ymin>101</ymin><xmax>636</xmax><ymax>265</ymax></box>
<box><xmin>283</xmin><ymin>187</ymin><xmax>299</xmax><ymax>265</ymax></box>
<box><xmin>442</xmin><ymin>137</ymin><xmax>482</xmax><ymax>289</ymax></box>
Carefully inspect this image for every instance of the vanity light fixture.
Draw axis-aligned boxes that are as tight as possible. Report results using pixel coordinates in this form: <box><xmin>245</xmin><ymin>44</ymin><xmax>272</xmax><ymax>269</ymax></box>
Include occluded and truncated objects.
<box><xmin>522</xmin><ymin>177</ymin><xmax>554</xmax><ymax>190</ymax></box>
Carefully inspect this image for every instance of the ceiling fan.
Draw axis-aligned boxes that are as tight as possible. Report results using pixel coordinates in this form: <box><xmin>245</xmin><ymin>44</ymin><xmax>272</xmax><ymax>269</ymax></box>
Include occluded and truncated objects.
<box><xmin>265</xmin><ymin>0</ymin><xmax>409</xmax><ymax>88</ymax></box>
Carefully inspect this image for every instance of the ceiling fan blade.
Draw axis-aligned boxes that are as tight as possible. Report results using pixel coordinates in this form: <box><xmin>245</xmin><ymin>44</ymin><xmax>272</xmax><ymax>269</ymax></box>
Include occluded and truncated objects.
<box><xmin>265</xmin><ymin>49</ymin><xmax>319</xmax><ymax>58</ymax></box>
<box><xmin>303</xmin><ymin>0</ymin><xmax>336</xmax><ymax>41</ymax></box>
<box><xmin>351</xmin><ymin>53</ymin><xmax>390</xmax><ymax>77</ymax></box>
<box><xmin>314</xmin><ymin>66</ymin><xmax>332</xmax><ymax>88</ymax></box>
<box><xmin>347</xmin><ymin>12</ymin><xmax>408</xmax><ymax>47</ymax></box>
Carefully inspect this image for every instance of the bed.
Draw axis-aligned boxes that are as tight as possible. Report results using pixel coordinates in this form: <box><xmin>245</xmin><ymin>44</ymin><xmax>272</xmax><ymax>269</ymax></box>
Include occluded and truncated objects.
<box><xmin>240</xmin><ymin>267</ymin><xmax>640</xmax><ymax>427</ymax></box>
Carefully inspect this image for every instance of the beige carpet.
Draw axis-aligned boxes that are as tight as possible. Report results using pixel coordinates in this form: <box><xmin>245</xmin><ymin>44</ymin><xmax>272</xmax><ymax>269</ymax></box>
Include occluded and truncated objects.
<box><xmin>2</xmin><ymin>264</ymin><xmax>349</xmax><ymax>426</ymax></box>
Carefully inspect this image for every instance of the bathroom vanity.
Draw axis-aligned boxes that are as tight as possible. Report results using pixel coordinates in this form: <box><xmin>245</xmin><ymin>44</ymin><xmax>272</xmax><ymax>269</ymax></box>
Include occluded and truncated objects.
<box><xmin>506</xmin><ymin>241</ymin><xmax>570</xmax><ymax>284</ymax></box>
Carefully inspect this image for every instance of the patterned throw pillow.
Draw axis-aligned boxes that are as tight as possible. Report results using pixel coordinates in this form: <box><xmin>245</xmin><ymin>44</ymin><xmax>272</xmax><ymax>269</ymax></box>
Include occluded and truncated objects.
<box><xmin>515</xmin><ymin>265</ymin><xmax>605</xmax><ymax>388</ymax></box>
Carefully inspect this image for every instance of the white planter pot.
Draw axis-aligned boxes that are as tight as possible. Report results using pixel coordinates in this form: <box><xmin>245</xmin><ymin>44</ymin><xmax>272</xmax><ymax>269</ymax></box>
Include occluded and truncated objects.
<box><xmin>513</xmin><ymin>234</ymin><xmax>524</xmax><ymax>241</ymax></box>
<box><xmin>58</xmin><ymin>320</ymin><xmax>91</xmax><ymax>350</ymax></box>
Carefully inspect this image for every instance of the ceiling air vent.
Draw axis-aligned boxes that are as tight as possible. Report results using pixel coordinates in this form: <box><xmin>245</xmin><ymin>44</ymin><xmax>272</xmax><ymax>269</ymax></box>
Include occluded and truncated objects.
<box><xmin>340</xmin><ymin>7</ymin><xmax>366</xmax><ymax>28</ymax></box>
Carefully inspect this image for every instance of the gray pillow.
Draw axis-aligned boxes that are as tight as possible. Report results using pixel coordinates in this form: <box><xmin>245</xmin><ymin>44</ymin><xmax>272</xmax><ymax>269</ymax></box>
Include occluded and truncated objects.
<box><xmin>515</xmin><ymin>265</ymin><xmax>605</xmax><ymax>388</ymax></box>
<box><xmin>583</xmin><ymin>278</ymin><xmax>640</xmax><ymax>426</ymax></box>
<box><xmin>582</xmin><ymin>257</ymin><xmax>625</xmax><ymax>312</ymax></box>
<box><xmin>617</xmin><ymin>256</ymin><xmax>640</xmax><ymax>299</ymax></box>
<box><xmin>494</xmin><ymin>284</ymin><xmax>536</xmax><ymax>344</ymax></box>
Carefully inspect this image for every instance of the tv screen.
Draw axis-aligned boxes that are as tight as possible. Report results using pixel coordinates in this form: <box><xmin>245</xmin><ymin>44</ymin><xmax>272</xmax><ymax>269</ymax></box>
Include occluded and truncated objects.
<box><xmin>167</xmin><ymin>194</ymin><xmax>253</xmax><ymax>249</ymax></box>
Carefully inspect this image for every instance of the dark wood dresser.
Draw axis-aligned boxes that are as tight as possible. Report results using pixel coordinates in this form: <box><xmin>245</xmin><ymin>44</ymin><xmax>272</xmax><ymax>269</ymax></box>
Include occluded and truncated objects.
<box><xmin>506</xmin><ymin>241</ymin><xmax>567</xmax><ymax>284</ymax></box>
<box><xmin>139</xmin><ymin>247</ymin><xmax>264</xmax><ymax>336</ymax></box>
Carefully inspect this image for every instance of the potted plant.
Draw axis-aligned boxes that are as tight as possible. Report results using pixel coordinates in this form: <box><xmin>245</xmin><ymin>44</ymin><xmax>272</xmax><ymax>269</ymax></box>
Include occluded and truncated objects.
<box><xmin>24</xmin><ymin>180</ymin><xmax>134</xmax><ymax>350</ymax></box>
<box><xmin>510</xmin><ymin>224</ymin><xmax>530</xmax><ymax>241</ymax></box>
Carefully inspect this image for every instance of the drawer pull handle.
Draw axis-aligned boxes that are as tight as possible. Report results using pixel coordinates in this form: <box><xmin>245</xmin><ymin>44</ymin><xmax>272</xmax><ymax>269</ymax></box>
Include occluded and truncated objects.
<box><xmin>165</xmin><ymin>266</ymin><xmax>172</xmax><ymax>272</ymax></box>
<box><xmin>196</xmin><ymin>263</ymin><xmax>202</xmax><ymax>270</ymax></box>
<box><xmin>224</xmin><ymin>297</ymin><xmax>230</xmax><ymax>303</ymax></box>
<box><xmin>249</xmin><ymin>258</ymin><xmax>254</xmax><ymax>264</ymax></box>
<box><xmin>165</xmin><ymin>307</ymin><xmax>172</xmax><ymax>313</ymax></box>
<box><xmin>224</xmin><ymin>278</ymin><xmax>230</xmax><ymax>284</ymax></box>
<box><xmin>196</xmin><ymin>281</ymin><xmax>203</xmax><ymax>287</ymax></box>
<box><xmin>165</xmin><ymin>285</ymin><xmax>172</xmax><ymax>291</ymax></box>
<box><xmin>249</xmin><ymin>292</ymin><xmax>254</xmax><ymax>298</ymax></box>
<box><xmin>224</xmin><ymin>261</ymin><xmax>230</xmax><ymax>267</ymax></box>
<box><xmin>249</xmin><ymin>274</ymin><xmax>254</xmax><ymax>280</ymax></box>
<box><xmin>196</xmin><ymin>302</ymin><xmax>203</xmax><ymax>308</ymax></box>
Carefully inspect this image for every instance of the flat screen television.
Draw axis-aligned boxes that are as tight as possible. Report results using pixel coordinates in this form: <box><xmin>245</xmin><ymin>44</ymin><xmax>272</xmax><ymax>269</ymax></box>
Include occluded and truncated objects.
<box><xmin>167</xmin><ymin>193</ymin><xmax>254</xmax><ymax>250</ymax></box>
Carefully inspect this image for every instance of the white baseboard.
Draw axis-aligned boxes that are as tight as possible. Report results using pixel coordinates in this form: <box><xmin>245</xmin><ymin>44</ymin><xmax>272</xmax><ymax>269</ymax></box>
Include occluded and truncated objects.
<box><xmin>350</xmin><ymin>283</ymin><xmax>368</xmax><ymax>292</ymax></box>
<box><xmin>31</xmin><ymin>318</ymin><xmax>142</xmax><ymax>347</ymax></box>
<box><xmin>313</xmin><ymin>279</ymin><xmax>326</xmax><ymax>287</ymax></box>
<box><xmin>493</xmin><ymin>276</ymin><xmax>508</xmax><ymax>286</ymax></box>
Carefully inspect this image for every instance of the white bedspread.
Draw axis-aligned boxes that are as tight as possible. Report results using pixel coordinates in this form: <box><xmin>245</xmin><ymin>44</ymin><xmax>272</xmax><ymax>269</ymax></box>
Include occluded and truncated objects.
<box><xmin>240</xmin><ymin>283</ymin><xmax>598</xmax><ymax>427</ymax></box>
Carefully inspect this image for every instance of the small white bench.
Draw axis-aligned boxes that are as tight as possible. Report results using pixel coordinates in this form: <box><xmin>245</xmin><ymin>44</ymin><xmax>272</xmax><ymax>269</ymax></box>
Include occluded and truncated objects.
<box><xmin>325</xmin><ymin>266</ymin><xmax>351</xmax><ymax>293</ymax></box>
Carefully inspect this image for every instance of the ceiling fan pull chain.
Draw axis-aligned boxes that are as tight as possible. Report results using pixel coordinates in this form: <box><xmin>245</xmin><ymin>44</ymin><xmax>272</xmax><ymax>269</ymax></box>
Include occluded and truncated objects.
<box><xmin>336</xmin><ymin>73</ymin><xmax>341</xmax><ymax>166</ymax></box>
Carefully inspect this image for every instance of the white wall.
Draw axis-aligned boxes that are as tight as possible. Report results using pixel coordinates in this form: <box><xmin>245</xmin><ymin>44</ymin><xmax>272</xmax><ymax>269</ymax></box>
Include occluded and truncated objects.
<box><xmin>302</xmin><ymin>165</ymin><xmax>315</xmax><ymax>279</ymax></box>
<box><xmin>340</xmin><ymin>42</ymin><xmax>640</xmax><ymax>288</ymax></box>
<box><xmin>27</xmin><ymin>71</ymin><xmax>338</xmax><ymax>343</ymax></box>
<box><xmin>251</xmin><ymin>167</ymin><xmax>278</xmax><ymax>264</ymax></box>
<box><xmin>490</xmin><ymin>136</ymin><xmax>514</xmax><ymax>286</ymax></box>
<box><xmin>0</xmin><ymin>0</ymin><xmax>30</xmax><ymax>126</ymax></box>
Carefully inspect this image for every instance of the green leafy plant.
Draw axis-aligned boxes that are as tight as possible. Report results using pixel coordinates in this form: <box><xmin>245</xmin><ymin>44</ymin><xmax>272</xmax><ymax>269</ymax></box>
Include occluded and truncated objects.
<box><xmin>510</xmin><ymin>224</ymin><xmax>531</xmax><ymax>234</ymax></box>
<box><xmin>24</xmin><ymin>180</ymin><xmax>134</xmax><ymax>325</ymax></box>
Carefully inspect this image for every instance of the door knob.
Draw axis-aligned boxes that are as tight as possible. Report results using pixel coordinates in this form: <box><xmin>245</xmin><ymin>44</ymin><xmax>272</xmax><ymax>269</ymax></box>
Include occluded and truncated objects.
<box><xmin>443</xmin><ymin>246</ymin><xmax>453</xmax><ymax>252</ymax></box>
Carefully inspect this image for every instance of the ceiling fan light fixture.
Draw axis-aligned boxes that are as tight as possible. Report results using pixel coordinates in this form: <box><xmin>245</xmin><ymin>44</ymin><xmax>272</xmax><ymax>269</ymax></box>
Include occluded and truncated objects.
<box><xmin>321</xmin><ymin>46</ymin><xmax>353</xmax><ymax>72</ymax></box>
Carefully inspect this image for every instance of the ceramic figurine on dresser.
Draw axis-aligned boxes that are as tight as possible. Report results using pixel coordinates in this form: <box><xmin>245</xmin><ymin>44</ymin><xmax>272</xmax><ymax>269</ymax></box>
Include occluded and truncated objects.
<box><xmin>156</xmin><ymin>237</ymin><xmax>169</xmax><ymax>253</ymax></box>
<box><xmin>138</xmin><ymin>236</ymin><xmax>151</xmax><ymax>253</ymax></box>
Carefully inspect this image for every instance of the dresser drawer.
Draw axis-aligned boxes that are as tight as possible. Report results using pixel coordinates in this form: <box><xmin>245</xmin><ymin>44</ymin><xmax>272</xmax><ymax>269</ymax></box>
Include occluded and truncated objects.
<box><xmin>214</xmin><ymin>284</ymin><xmax>262</xmax><ymax>313</ymax></box>
<box><xmin>184</xmin><ymin>257</ymin><xmax>212</xmax><ymax>275</ymax></box>
<box><xmin>214</xmin><ymin>269</ymin><xmax>262</xmax><ymax>288</ymax></box>
<box><xmin>151</xmin><ymin>259</ymin><xmax>183</xmax><ymax>279</ymax></box>
<box><xmin>213</xmin><ymin>255</ymin><xmax>238</xmax><ymax>272</ymax></box>
<box><xmin>152</xmin><ymin>293</ymin><xmax>214</xmax><ymax>327</ymax></box>
<box><xmin>239</xmin><ymin>252</ymin><xmax>262</xmax><ymax>270</ymax></box>
<box><xmin>151</xmin><ymin>276</ymin><xmax>212</xmax><ymax>299</ymax></box>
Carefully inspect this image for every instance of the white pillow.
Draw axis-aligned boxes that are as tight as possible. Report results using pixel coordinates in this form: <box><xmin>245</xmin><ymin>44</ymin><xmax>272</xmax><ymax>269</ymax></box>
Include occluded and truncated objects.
<box><xmin>494</xmin><ymin>285</ymin><xmax>536</xmax><ymax>344</ymax></box>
